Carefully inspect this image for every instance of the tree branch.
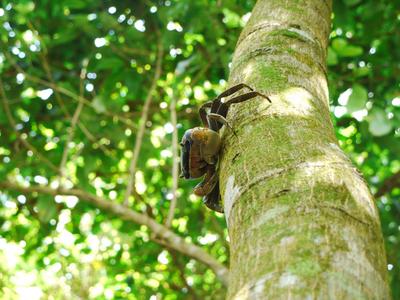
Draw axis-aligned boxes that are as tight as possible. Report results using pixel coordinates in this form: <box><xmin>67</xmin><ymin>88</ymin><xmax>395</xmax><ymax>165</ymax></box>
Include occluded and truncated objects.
<box><xmin>165</xmin><ymin>93</ymin><xmax>179</xmax><ymax>227</ymax></box>
<box><xmin>58</xmin><ymin>65</ymin><xmax>86</xmax><ymax>179</ymax></box>
<box><xmin>0</xmin><ymin>79</ymin><xmax>59</xmax><ymax>172</ymax></box>
<box><xmin>27</xmin><ymin>22</ymin><xmax>111</xmax><ymax>155</ymax></box>
<box><xmin>3</xmin><ymin>51</ymin><xmax>136</xmax><ymax>130</ymax></box>
<box><xmin>375</xmin><ymin>171</ymin><xmax>400</xmax><ymax>198</ymax></box>
<box><xmin>169</xmin><ymin>250</ymin><xmax>200</xmax><ymax>299</ymax></box>
<box><xmin>0</xmin><ymin>180</ymin><xmax>229</xmax><ymax>285</ymax></box>
<box><xmin>123</xmin><ymin>40</ymin><xmax>163</xmax><ymax>205</ymax></box>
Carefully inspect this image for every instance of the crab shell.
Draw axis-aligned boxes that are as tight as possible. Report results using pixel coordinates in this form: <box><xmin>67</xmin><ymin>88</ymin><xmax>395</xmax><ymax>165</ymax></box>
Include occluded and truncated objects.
<box><xmin>180</xmin><ymin>127</ymin><xmax>221</xmax><ymax>179</ymax></box>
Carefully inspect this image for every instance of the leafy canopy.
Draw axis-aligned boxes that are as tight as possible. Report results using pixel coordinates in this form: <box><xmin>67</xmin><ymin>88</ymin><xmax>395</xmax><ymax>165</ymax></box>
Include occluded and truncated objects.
<box><xmin>0</xmin><ymin>0</ymin><xmax>399</xmax><ymax>299</ymax></box>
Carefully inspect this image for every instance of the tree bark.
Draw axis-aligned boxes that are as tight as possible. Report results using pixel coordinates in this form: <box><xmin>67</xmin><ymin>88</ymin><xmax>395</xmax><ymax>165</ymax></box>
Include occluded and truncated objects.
<box><xmin>220</xmin><ymin>0</ymin><xmax>391</xmax><ymax>298</ymax></box>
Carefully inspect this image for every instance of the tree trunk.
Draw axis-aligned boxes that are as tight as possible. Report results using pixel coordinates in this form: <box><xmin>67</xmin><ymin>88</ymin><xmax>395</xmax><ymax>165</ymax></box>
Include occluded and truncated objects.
<box><xmin>220</xmin><ymin>0</ymin><xmax>391</xmax><ymax>298</ymax></box>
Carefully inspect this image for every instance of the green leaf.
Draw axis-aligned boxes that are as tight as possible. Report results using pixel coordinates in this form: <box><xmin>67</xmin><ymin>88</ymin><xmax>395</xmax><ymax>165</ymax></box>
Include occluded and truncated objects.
<box><xmin>368</xmin><ymin>108</ymin><xmax>393</xmax><ymax>136</ymax></box>
<box><xmin>14</xmin><ymin>1</ymin><xmax>35</xmax><ymax>14</ymax></box>
<box><xmin>184</xmin><ymin>33</ymin><xmax>205</xmax><ymax>45</ymax></box>
<box><xmin>64</xmin><ymin>0</ymin><xmax>87</xmax><ymax>9</ymax></box>
<box><xmin>341</xmin><ymin>45</ymin><xmax>363</xmax><ymax>57</ymax></box>
<box><xmin>347</xmin><ymin>84</ymin><xmax>367</xmax><ymax>113</ymax></box>
<box><xmin>353</xmin><ymin>67</ymin><xmax>370</xmax><ymax>78</ymax></box>
<box><xmin>332</xmin><ymin>38</ymin><xmax>347</xmax><ymax>50</ymax></box>
<box><xmin>343</xmin><ymin>0</ymin><xmax>362</xmax><ymax>6</ymax></box>
<box><xmin>222</xmin><ymin>8</ymin><xmax>243</xmax><ymax>28</ymax></box>
<box><xmin>52</xmin><ymin>28</ymin><xmax>79</xmax><ymax>45</ymax></box>
<box><xmin>98</xmin><ymin>12</ymin><xmax>121</xmax><ymax>31</ymax></box>
<box><xmin>327</xmin><ymin>47</ymin><xmax>338</xmax><ymax>66</ymax></box>
<box><xmin>332</xmin><ymin>38</ymin><xmax>363</xmax><ymax>57</ymax></box>
<box><xmin>37</xmin><ymin>197</ymin><xmax>57</xmax><ymax>223</ymax></box>
<box><xmin>92</xmin><ymin>97</ymin><xmax>106</xmax><ymax>113</ymax></box>
<box><xmin>95</xmin><ymin>58</ymin><xmax>124</xmax><ymax>71</ymax></box>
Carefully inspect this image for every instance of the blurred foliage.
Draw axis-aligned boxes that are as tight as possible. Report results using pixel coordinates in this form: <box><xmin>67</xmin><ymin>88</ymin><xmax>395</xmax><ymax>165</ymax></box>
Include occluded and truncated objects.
<box><xmin>0</xmin><ymin>0</ymin><xmax>399</xmax><ymax>299</ymax></box>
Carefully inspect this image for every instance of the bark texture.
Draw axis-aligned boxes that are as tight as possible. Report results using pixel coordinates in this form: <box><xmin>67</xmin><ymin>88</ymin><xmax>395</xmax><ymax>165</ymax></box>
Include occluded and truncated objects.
<box><xmin>220</xmin><ymin>0</ymin><xmax>391</xmax><ymax>298</ymax></box>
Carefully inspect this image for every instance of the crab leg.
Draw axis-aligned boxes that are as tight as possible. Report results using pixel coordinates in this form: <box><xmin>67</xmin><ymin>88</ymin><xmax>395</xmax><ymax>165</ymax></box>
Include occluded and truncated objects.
<box><xmin>200</xmin><ymin>84</ymin><xmax>255</xmax><ymax>127</ymax></box>
<box><xmin>207</xmin><ymin>113</ymin><xmax>232</xmax><ymax>130</ymax></box>
<box><xmin>215</xmin><ymin>91</ymin><xmax>271</xmax><ymax>125</ymax></box>
<box><xmin>216</xmin><ymin>83</ymin><xmax>254</xmax><ymax>100</ymax></box>
<box><xmin>199</xmin><ymin>101</ymin><xmax>213</xmax><ymax>127</ymax></box>
<box><xmin>193</xmin><ymin>166</ymin><xmax>223</xmax><ymax>212</ymax></box>
<box><xmin>203</xmin><ymin>183</ymin><xmax>223</xmax><ymax>213</ymax></box>
<box><xmin>207</xmin><ymin>113</ymin><xmax>237</xmax><ymax>136</ymax></box>
<box><xmin>193</xmin><ymin>165</ymin><xmax>218</xmax><ymax>197</ymax></box>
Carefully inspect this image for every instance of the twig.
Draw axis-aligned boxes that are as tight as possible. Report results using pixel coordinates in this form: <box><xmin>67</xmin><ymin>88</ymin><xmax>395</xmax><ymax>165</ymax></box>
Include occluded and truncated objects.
<box><xmin>190</xmin><ymin>44</ymin><xmax>213</xmax><ymax>87</ymax></box>
<box><xmin>58</xmin><ymin>63</ymin><xmax>87</xmax><ymax>180</ymax></box>
<box><xmin>4</xmin><ymin>48</ymin><xmax>112</xmax><ymax>156</ymax></box>
<box><xmin>40</xmin><ymin>47</ymin><xmax>71</xmax><ymax>117</ymax></box>
<box><xmin>119</xmin><ymin>44</ymin><xmax>152</xmax><ymax>56</ymax></box>
<box><xmin>191</xmin><ymin>60</ymin><xmax>212</xmax><ymax>87</ymax></box>
<box><xmin>165</xmin><ymin>93</ymin><xmax>179</xmax><ymax>227</ymax></box>
<box><xmin>3</xmin><ymin>51</ymin><xmax>136</xmax><ymax>130</ymax></box>
<box><xmin>375</xmin><ymin>171</ymin><xmax>400</xmax><ymax>198</ymax></box>
<box><xmin>0</xmin><ymin>180</ymin><xmax>229</xmax><ymax>285</ymax></box>
<box><xmin>109</xmin><ymin>43</ymin><xmax>151</xmax><ymax>61</ymax></box>
<box><xmin>123</xmin><ymin>40</ymin><xmax>164</xmax><ymax>205</ymax></box>
<box><xmin>28</xmin><ymin>22</ymin><xmax>106</xmax><ymax>152</ymax></box>
<box><xmin>27</xmin><ymin>22</ymin><xmax>69</xmax><ymax>117</ymax></box>
<box><xmin>169</xmin><ymin>250</ymin><xmax>200</xmax><ymax>299</ymax></box>
<box><xmin>0</xmin><ymin>79</ymin><xmax>58</xmax><ymax>172</ymax></box>
<box><xmin>27</xmin><ymin>72</ymin><xmax>135</xmax><ymax>130</ymax></box>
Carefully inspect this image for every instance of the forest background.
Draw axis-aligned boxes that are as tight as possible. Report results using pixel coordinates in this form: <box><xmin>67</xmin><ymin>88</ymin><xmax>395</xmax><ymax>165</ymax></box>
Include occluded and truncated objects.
<box><xmin>0</xmin><ymin>0</ymin><xmax>399</xmax><ymax>299</ymax></box>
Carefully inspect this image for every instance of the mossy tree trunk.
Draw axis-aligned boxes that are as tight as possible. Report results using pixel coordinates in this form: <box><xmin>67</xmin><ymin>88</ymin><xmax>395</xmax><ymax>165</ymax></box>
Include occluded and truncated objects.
<box><xmin>220</xmin><ymin>0</ymin><xmax>391</xmax><ymax>298</ymax></box>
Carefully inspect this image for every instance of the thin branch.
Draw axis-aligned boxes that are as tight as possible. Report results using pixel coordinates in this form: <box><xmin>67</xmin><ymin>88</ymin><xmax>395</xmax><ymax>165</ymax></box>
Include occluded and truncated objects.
<box><xmin>0</xmin><ymin>79</ymin><xmax>58</xmax><ymax>172</ymax></box>
<box><xmin>190</xmin><ymin>44</ymin><xmax>213</xmax><ymax>87</ymax></box>
<box><xmin>108</xmin><ymin>43</ymin><xmax>131</xmax><ymax>62</ymax></box>
<box><xmin>109</xmin><ymin>43</ymin><xmax>151</xmax><ymax>61</ymax></box>
<box><xmin>165</xmin><ymin>93</ymin><xmax>179</xmax><ymax>227</ymax></box>
<box><xmin>0</xmin><ymin>180</ymin><xmax>229</xmax><ymax>285</ymax></box>
<box><xmin>191</xmin><ymin>60</ymin><xmax>212</xmax><ymax>87</ymax></box>
<box><xmin>4</xmin><ymin>51</ymin><xmax>112</xmax><ymax>158</ymax></box>
<box><xmin>40</xmin><ymin>45</ymin><xmax>71</xmax><ymax>118</ymax></box>
<box><xmin>123</xmin><ymin>40</ymin><xmax>164</xmax><ymax>205</ymax></box>
<box><xmin>27</xmin><ymin>72</ymin><xmax>135</xmax><ymax>130</ymax></box>
<box><xmin>118</xmin><ymin>44</ymin><xmax>152</xmax><ymax>56</ymax></box>
<box><xmin>76</xmin><ymin>122</ymin><xmax>113</xmax><ymax>156</ymax></box>
<box><xmin>169</xmin><ymin>250</ymin><xmax>200</xmax><ymax>299</ymax></box>
<box><xmin>375</xmin><ymin>171</ymin><xmax>400</xmax><ymax>198</ymax></box>
<box><xmin>27</xmin><ymin>22</ymin><xmax>109</xmax><ymax>154</ymax></box>
<box><xmin>58</xmin><ymin>64</ymin><xmax>87</xmax><ymax>180</ymax></box>
<box><xmin>27</xmin><ymin>22</ymin><xmax>70</xmax><ymax>118</ymax></box>
<box><xmin>3</xmin><ymin>51</ymin><xmax>136</xmax><ymax>130</ymax></box>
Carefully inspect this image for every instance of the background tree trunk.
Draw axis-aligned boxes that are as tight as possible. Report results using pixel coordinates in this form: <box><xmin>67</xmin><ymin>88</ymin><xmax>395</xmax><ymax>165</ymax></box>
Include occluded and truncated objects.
<box><xmin>220</xmin><ymin>0</ymin><xmax>391</xmax><ymax>298</ymax></box>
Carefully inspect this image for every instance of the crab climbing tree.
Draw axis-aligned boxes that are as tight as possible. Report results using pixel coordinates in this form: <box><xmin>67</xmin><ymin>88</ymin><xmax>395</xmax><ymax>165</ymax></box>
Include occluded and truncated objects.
<box><xmin>220</xmin><ymin>0</ymin><xmax>390</xmax><ymax>298</ymax></box>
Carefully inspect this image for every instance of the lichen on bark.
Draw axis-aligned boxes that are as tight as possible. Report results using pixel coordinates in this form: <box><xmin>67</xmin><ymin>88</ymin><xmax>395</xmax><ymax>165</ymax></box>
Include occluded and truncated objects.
<box><xmin>220</xmin><ymin>0</ymin><xmax>391</xmax><ymax>299</ymax></box>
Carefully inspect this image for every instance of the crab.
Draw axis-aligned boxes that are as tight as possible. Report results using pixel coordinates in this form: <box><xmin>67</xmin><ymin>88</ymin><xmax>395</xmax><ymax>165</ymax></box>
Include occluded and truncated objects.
<box><xmin>180</xmin><ymin>83</ymin><xmax>271</xmax><ymax>212</ymax></box>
